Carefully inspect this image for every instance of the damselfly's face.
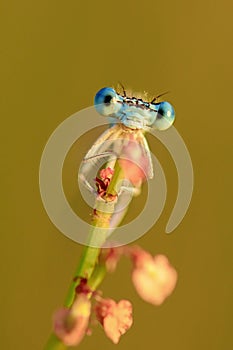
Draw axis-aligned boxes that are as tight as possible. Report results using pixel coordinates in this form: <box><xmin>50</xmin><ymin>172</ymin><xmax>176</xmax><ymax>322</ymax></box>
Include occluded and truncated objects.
<box><xmin>94</xmin><ymin>87</ymin><xmax>175</xmax><ymax>131</ymax></box>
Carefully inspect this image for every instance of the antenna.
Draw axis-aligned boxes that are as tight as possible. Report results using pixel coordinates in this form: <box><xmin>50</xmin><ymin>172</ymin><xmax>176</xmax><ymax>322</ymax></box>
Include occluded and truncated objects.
<box><xmin>118</xmin><ymin>81</ymin><xmax>127</xmax><ymax>97</ymax></box>
<box><xmin>151</xmin><ymin>91</ymin><xmax>170</xmax><ymax>103</ymax></box>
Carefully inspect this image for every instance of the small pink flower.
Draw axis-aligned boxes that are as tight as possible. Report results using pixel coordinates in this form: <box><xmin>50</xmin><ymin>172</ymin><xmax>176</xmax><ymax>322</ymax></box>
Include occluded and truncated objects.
<box><xmin>99</xmin><ymin>167</ymin><xmax>114</xmax><ymax>180</ymax></box>
<box><xmin>131</xmin><ymin>249</ymin><xmax>178</xmax><ymax>305</ymax></box>
<box><xmin>100</xmin><ymin>247</ymin><xmax>124</xmax><ymax>273</ymax></box>
<box><xmin>95</xmin><ymin>167</ymin><xmax>117</xmax><ymax>200</ymax></box>
<box><xmin>53</xmin><ymin>294</ymin><xmax>91</xmax><ymax>346</ymax></box>
<box><xmin>95</xmin><ymin>298</ymin><xmax>133</xmax><ymax>344</ymax></box>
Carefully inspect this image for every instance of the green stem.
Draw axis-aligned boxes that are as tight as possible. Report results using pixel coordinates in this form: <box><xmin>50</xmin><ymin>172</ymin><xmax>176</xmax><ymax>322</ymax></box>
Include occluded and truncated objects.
<box><xmin>88</xmin><ymin>261</ymin><xmax>107</xmax><ymax>291</ymax></box>
<box><xmin>64</xmin><ymin>245</ymin><xmax>100</xmax><ymax>307</ymax></box>
<box><xmin>44</xmin><ymin>334</ymin><xmax>67</xmax><ymax>350</ymax></box>
<box><xmin>106</xmin><ymin>160</ymin><xmax>122</xmax><ymax>194</ymax></box>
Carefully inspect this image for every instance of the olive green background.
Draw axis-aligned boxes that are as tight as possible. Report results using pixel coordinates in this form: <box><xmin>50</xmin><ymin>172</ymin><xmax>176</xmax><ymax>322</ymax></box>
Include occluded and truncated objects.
<box><xmin>1</xmin><ymin>1</ymin><xmax>232</xmax><ymax>349</ymax></box>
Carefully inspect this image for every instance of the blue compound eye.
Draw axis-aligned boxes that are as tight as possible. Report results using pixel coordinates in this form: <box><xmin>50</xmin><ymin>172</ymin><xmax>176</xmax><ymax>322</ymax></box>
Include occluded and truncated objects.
<box><xmin>94</xmin><ymin>87</ymin><xmax>120</xmax><ymax>116</ymax></box>
<box><xmin>153</xmin><ymin>102</ymin><xmax>175</xmax><ymax>130</ymax></box>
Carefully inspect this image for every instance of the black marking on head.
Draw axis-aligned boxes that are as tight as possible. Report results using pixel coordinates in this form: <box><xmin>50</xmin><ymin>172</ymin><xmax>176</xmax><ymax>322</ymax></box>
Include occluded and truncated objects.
<box><xmin>119</xmin><ymin>93</ymin><xmax>158</xmax><ymax>112</ymax></box>
<box><xmin>157</xmin><ymin>107</ymin><xmax>164</xmax><ymax>119</ymax></box>
<box><xmin>104</xmin><ymin>95</ymin><xmax>112</xmax><ymax>104</ymax></box>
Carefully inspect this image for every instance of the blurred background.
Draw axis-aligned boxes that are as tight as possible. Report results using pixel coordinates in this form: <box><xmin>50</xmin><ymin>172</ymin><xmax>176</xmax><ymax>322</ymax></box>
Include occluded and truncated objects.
<box><xmin>1</xmin><ymin>1</ymin><xmax>232</xmax><ymax>349</ymax></box>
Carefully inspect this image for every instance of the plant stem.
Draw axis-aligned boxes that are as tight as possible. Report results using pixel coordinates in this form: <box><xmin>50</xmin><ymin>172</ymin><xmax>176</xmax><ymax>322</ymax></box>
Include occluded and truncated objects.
<box><xmin>44</xmin><ymin>162</ymin><xmax>125</xmax><ymax>350</ymax></box>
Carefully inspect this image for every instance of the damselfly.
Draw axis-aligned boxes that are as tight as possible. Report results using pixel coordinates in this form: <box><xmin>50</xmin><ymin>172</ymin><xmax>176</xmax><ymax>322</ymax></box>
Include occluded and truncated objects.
<box><xmin>79</xmin><ymin>86</ymin><xmax>175</xmax><ymax>197</ymax></box>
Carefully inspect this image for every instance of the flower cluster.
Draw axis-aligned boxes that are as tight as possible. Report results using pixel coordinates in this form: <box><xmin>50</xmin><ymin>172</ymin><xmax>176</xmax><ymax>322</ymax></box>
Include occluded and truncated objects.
<box><xmin>53</xmin><ymin>246</ymin><xmax>177</xmax><ymax>346</ymax></box>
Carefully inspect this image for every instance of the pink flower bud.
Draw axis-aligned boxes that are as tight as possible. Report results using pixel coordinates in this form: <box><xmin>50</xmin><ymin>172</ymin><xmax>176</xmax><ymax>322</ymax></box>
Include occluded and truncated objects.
<box><xmin>95</xmin><ymin>298</ymin><xmax>133</xmax><ymax>344</ymax></box>
<box><xmin>131</xmin><ymin>250</ymin><xmax>178</xmax><ymax>305</ymax></box>
<box><xmin>119</xmin><ymin>138</ymin><xmax>150</xmax><ymax>186</ymax></box>
<box><xmin>53</xmin><ymin>294</ymin><xmax>91</xmax><ymax>346</ymax></box>
<box><xmin>100</xmin><ymin>247</ymin><xmax>124</xmax><ymax>273</ymax></box>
